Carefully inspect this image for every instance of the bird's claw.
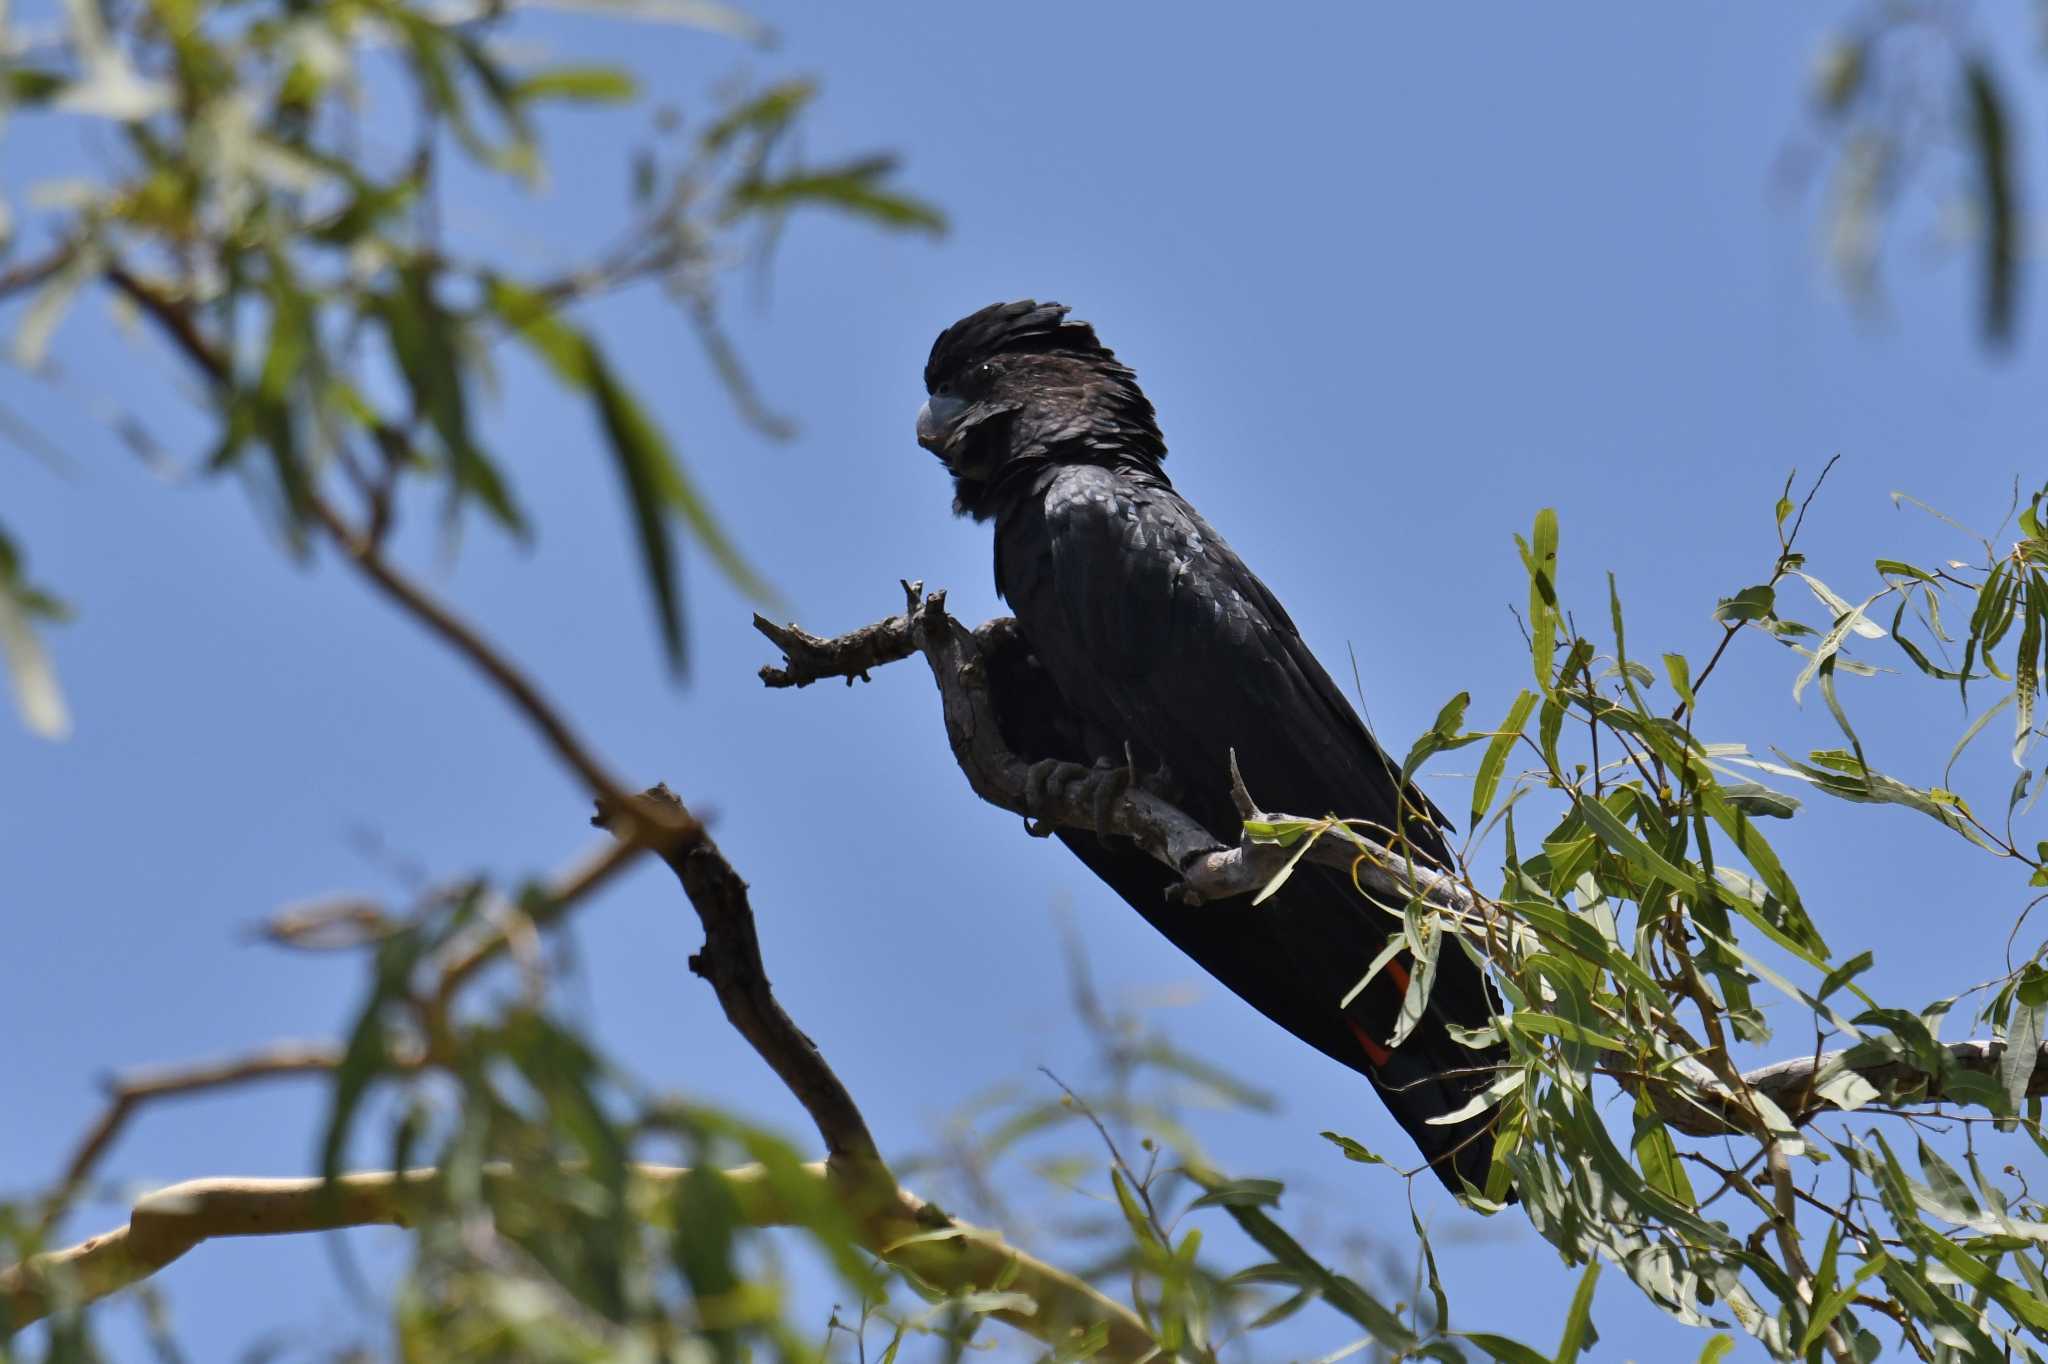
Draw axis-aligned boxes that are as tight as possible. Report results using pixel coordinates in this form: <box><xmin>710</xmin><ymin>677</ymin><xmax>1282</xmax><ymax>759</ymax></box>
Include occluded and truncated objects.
<box><xmin>1023</xmin><ymin>757</ymin><xmax>1091</xmax><ymax>838</ymax></box>
<box><xmin>1088</xmin><ymin>754</ymin><xmax>1132</xmax><ymax>846</ymax></box>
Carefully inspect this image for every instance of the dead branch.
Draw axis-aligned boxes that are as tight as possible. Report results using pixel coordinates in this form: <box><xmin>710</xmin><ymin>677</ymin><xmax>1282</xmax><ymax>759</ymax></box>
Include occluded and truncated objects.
<box><xmin>755</xmin><ymin>607</ymin><xmax>916</xmax><ymax>688</ymax></box>
<box><xmin>756</xmin><ymin>584</ymin><xmax>1466</xmax><ymax>910</ymax></box>
<box><xmin>2</xmin><ymin>1165</ymin><xmax>1153</xmax><ymax>1361</ymax></box>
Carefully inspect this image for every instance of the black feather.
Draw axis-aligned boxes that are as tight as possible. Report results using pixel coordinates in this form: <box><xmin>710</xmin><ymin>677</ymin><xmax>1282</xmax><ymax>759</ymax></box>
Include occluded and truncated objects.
<box><xmin>923</xmin><ymin>299</ymin><xmax>1108</xmax><ymax>390</ymax></box>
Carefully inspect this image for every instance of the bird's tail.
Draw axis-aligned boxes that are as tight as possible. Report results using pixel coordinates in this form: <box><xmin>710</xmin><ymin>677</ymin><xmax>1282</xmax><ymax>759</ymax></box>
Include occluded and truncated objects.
<box><xmin>1351</xmin><ymin>1015</ymin><xmax>1506</xmax><ymax>1197</ymax></box>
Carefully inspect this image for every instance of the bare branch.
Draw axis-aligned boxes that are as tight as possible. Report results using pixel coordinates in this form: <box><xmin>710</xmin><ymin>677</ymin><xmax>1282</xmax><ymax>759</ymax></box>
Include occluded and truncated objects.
<box><xmin>594</xmin><ymin>785</ymin><xmax>877</xmax><ymax>1164</ymax></box>
<box><xmin>3</xmin><ymin>1165</ymin><xmax>1156</xmax><ymax>1361</ymax></box>
<box><xmin>755</xmin><ymin>602</ymin><xmax>916</xmax><ymax>688</ymax></box>
<box><xmin>34</xmin><ymin>1042</ymin><xmax>421</xmax><ymax>1236</ymax></box>
<box><xmin>432</xmin><ymin>835</ymin><xmax>644</xmax><ymax>1005</ymax></box>
<box><xmin>755</xmin><ymin>588</ymin><xmax>1459</xmax><ymax>909</ymax></box>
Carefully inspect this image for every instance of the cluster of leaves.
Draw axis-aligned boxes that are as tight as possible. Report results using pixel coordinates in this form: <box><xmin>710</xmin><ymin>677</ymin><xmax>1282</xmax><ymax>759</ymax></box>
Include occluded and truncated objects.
<box><xmin>1795</xmin><ymin>7</ymin><xmax>2024</xmax><ymax>348</ymax></box>
<box><xmin>332</xmin><ymin>883</ymin><xmax>888</xmax><ymax>1362</ymax></box>
<box><xmin>1238</xmin><ymin>475</ymin><xmax>2048</xmax><ymax>1362</ymax></box>
<box><xmin>0</xmin><ymin>0</ymin><xmax>941</xmax><ymax>725</ymax></box>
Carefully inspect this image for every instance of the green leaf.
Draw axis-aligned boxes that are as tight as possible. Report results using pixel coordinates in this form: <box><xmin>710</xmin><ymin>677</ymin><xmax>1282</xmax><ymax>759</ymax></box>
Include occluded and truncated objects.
<box><xmin>4</xmin><ymin>67</ymin><xmax>66</xmax><ymax>103</ymax></box>
<box><xmin>1338</xmin><ymin>931</ymin><xmax>1409</xmax><ymax>1010</ymax></box>
<box><xmin>0</xmin><ymin>534</ymin><xmax>70</xmax><ymax>739</ymax></box>
<box><xmin>1630</xmin><ymin>1092</ymin><xmax>1695</xmax><ymax>1205</ymax></box>
<box><xmin>1965</xmin><ymin>59</ymin><xmax>2019</xmax><ymax>346</ymax></box>
<box><xmin>1472</xmin><ymin>689</ymin><xmax>1538</xmax><ymax>826</ymax></box>
<box><xmin>1186</xmin><ymin>1177</ymin><xmax>1283</xmax><ymax>1210</ymax></box>
<box><xmin>1320</xmin><ymin>1131</ymin><xmax>1389</xmax><ymax>1167</ymax></box>
<box><xmin>378</xmin><ymin>266</ymin><xmax>524</xmax><ymax>533</ymax></box>
<box><xmin>1661</xmin><ymin>652</ymin><xmax>1695</xmax><ymax>710</ymax></box>
<box><xmin>1818</xmin><ymin>949</ymin><xmax>1874</xmax><ymax>1003</ymax></box>
<box><xmin>513</xmin><ymin>66</ymin><xmax>637</xmax><ymax>103</ymax></box>
<box><xmin>1712</xmin><ymin>584</ymin><xmax>1775</xmax><ymax>624</ymax></box>
<box><xmin>1519</xmin><ymin>509</ymin><xmax>1559</xmax><ymax>689</ymax></box>
<box><xmin>1795</xmin><ymin>1255</ymin><xmax>1885</xmax><ymax>1355</ymax></box>
<box><xmin>1509</xmin><ymin>1011</ymin><xmax>1628</xmax><ymax>1054</ymax></box>
<box><xmin>489</xmin><ymin>278</ymin><xmax>776</xmax><ymax>669</ymax></box>
<box><xmin>2002</xmin><ymin>992</ymin><xmax>2044</xmax><ymax>1118</ymax></box>
<box><xmin>1552</xmin><ymin>1260</ymin><xmax>1600</xmax><ymax>1363</ymax></box>
<box><xmin>1796</xmin><ymin>573</ymin><xmax>1887</xmax><ymax>639</ymax></box>
<box><xmin>1242</xmin><ymin>817</ymin><xmax>1320</xmax><ymax>845</ymax></box>
<box><xmin>1460</xmin><ymin>1333</ymin><xmax>1550</xmax><ymax>1364</ymax></box>
<box><xmin>1921</xmin><ymin>1224</ymin><xmax>2048</xmax><ymax>1330</ymax></box>
<box><xmin>1253</xmin><ymin>823</ymin><xmax>1325</xmax><ymax>906</ymax></box>
<box><xmin>1694</xmin><ymin>1334</ymin><xmax>1734</xmax><ymax>1364</ymax></box>
<box><xmin>700</xmin><ymin>78</ymin><xmax>817</xmax><ymax>152</ymax></box>
<box><xmin>1793</xmin><ymin>590</ymin><xmax>1886</xmax><ymax>704</ymax></box>
<box><xmin>729</xmin><ymin>156</ymin><xmax>945</xmax><ymax>234</ymax></box>
<box><xmin>319</xmin><ymin>930</ymin><xmax>420</xmax><ymax>1181</ymax></box>
<box><xmin>1574</xmin><ymin>789</ymin><xmax>1698</xmax><ymax>895</ymax></box>
<box><xmin>1196</xmin><ymin>1171</ymin><xmax>1420</xmax><ymax>1352</ymax></box>
<box><xmin>1388</xmin><ymin>905</ymin><xmax>1442</xmax><ymax>1050</ymax></box>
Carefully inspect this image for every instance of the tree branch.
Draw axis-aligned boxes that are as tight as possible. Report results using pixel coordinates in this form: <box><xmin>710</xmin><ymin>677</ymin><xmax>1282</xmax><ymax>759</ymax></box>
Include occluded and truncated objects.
<box><xmin>34</xmin><ymin>1044</ymin><xmax>375</xmax><ymax>1236</ymax></box>
<box><xmin>2</xmin><ymin>1164</ymin><xmax>1153</xmax><ymax>1360</ymax></box>
<box><xmin>757</xmin><ymin>585</ymin><xmax>1462</xmax><ymax>910</ymax></box>
<box><xmin>757</xmin><ymin>591</ymin><xmax>2048</xmax><ymax>1142</ymax></box>
<box><xmin>593</xmin><ymin>785</ymin><xmax>877</xmax><ymax>1165</ymax></box>
<box><xmin>1644</xmin><ymin>1038</ymin><xmax>2048</xmax><ymax>1138</ymax></box>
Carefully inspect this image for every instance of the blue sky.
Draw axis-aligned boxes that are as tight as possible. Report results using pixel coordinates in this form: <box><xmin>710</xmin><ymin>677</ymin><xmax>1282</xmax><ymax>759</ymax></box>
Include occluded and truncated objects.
<box><xmin>5</xmin><ymin>3</ymin><xmax>2045</xmax><ymax>1359</ymax></box>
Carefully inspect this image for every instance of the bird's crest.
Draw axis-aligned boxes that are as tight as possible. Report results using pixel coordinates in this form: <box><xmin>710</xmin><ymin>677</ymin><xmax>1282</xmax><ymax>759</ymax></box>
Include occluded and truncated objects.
<box><xmin>923</xmin><ymin>300</ymin><xmax>1112</xmax><ymax>392</ymax></box>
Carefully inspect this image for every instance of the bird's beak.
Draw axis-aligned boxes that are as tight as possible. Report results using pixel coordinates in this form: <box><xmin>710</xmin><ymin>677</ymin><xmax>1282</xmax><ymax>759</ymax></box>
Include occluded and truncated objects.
<box><xmin>916</xmin><ymin>394</ymin><xmax>967</xmax><ymax>456</ymax></box>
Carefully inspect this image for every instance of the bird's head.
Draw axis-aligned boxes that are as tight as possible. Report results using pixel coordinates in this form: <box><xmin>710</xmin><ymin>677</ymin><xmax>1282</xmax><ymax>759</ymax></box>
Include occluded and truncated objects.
<box><xmin>917</xmin><ymin>300</ymin><xmax>1166</xmax><ymax>519</ymax></box>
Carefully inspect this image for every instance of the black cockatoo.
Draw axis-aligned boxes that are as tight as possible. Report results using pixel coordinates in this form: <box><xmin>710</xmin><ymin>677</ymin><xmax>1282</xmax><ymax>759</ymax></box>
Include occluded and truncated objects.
<box><xmin>914</xmin><ymin>300</ymin><xmax>1507</xmax><ymax>1193</ymax></box>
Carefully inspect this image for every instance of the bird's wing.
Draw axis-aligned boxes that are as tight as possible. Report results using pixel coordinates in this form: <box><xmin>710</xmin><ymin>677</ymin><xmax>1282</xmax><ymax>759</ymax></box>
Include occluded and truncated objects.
<box><xmin>1034</xmin><ymin>466</ymin><xmax>1444</xmax><ymax>857</ymax></box>
<box><xmin>1006</xmin><ymin>464</ymin><xmax>1504</xmax><ymax>1191</ymax></box>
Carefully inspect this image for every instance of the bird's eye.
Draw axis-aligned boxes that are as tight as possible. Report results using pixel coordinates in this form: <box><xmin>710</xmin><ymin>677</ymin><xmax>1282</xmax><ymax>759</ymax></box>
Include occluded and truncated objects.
<box><xmin>977</xmin><ymin>362</ymin><xmax>997</xmax><ymax>382</ymax></box>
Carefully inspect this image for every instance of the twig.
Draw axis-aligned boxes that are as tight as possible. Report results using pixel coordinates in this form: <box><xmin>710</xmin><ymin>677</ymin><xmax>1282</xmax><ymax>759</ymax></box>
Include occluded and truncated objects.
<box><xmin>103</xmin><ymin>265</ymin><xmax>228</xmax><ymax>385</ymax></box>
<box><xmin>756</xmin><ymin>608</ymin><xmax>917</xmax><ymax>688</ymax></box>
<box><xmin>593</xmin><ymin>785</ymin><xmax>876</xmax><ymax>1165</ymax></box>
<box><xmin>1678</xmin><ymin>455</ymin><xmax>1841</xmax><ymax>721</ymax></box>
<box><xmin>311</xmin><ymin>497</ymin><xmax>643</xmax><ymax>808</ymax></box>
<box><xmin>432</xmin><ymin>835</ymin><xmax>645</xmax><ymax>1005</ymax></box>
<box><xmin>3</xmin><ymin>1165</ymin><xmax>1156</xmax><ymax>1360</ymax></box>
<box><xmin>34</xmin><ymin>1042</ymin><xmax>421</xmax><ymax>1235</ymax></box>
<box><xmin>96</xmin><ymin>264</ymin><xmax>645</xmax><ymax>813</ymax></box>
<box><xmin>0</xmin><ymin>244</ymin><xmax>78</xmax><ymax>303</ymax></box>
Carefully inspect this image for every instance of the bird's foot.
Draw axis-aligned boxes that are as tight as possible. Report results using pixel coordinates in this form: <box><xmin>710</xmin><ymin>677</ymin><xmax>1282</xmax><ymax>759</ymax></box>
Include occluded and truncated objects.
<box><xmin>1087</xmin><ymin>753</ymin><xmax>1133</xmax><ymax>846</ymax></box>
<box><xmin>1022</xmin><ymin>757</ymin><xmax>1092</xmax><ymax>838</ymax></box>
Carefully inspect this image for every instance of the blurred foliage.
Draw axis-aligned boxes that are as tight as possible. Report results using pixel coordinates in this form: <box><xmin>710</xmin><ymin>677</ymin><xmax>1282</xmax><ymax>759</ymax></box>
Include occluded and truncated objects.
<box><xmin>0</xmin><ymin>0</ymin><xmax>940</xmax><ymax>721</ymax></box>
<box><xmin>1793</xmin><ymin>4</ymin><xmax>2026</xmax><ymax>349</ymax></box>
